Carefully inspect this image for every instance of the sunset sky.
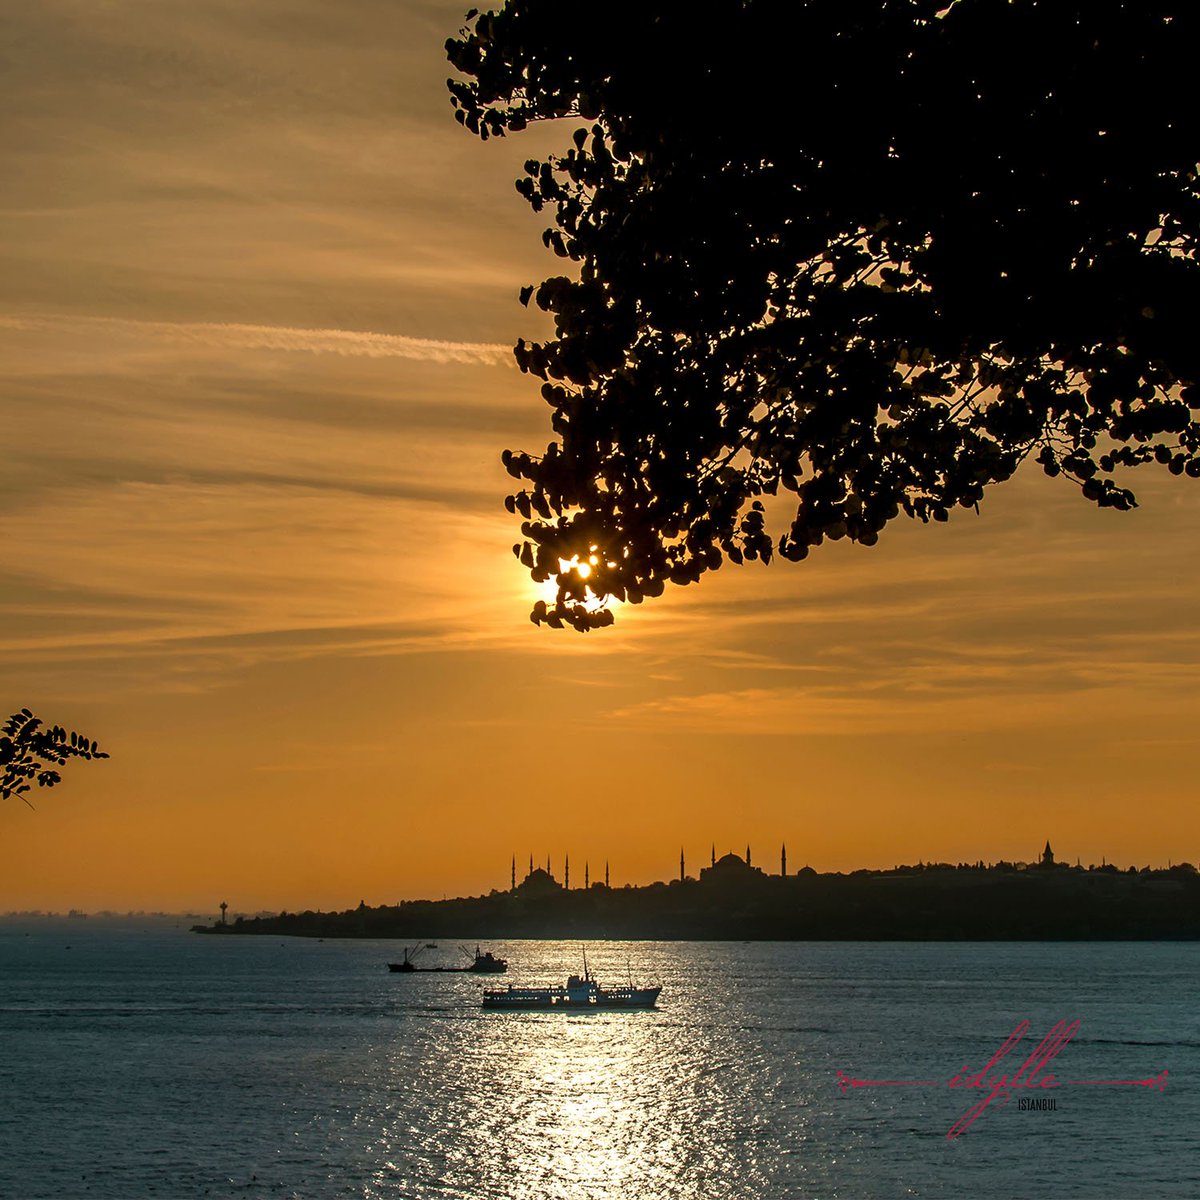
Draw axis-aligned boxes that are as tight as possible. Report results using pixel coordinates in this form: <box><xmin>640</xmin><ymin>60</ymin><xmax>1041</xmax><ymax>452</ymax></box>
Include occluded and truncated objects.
<box><xmin>3</xmin><ymin>0</ymin><xmax>1199</xmax><ymax>914</ymax></box>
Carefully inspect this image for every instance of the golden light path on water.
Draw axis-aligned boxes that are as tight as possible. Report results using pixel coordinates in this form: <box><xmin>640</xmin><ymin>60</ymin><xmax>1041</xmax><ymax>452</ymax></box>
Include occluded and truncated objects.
<box><xmin>361</xmin><ymin>943</ymin><xmax>803</xmax><ymax>1200</ymax></box>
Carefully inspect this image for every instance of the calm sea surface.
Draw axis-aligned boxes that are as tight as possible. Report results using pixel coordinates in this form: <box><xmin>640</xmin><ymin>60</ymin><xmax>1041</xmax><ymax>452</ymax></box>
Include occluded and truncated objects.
<box><xmin>0</xmin><ymin>924</ymin><xmax>1195</xmax><ymax>1198</ymax></box>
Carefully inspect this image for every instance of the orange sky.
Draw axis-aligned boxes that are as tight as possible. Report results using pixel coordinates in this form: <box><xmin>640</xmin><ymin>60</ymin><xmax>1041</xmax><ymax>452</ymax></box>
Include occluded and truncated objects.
<box><xmin>3</xmin><ymin>1</ymin><xmax>1199</xmax><ymax>915</ymax></box>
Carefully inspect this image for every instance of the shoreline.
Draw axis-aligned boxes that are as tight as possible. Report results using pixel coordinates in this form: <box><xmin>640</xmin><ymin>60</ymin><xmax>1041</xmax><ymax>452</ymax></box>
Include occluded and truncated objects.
<box><xmin>192</xmin><ymin>862</ymin><xmax>1200</xmax><ymax>941</ymax></box>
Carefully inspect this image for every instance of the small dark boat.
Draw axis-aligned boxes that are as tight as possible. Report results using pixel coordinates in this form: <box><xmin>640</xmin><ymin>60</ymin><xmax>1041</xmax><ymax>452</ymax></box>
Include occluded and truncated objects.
<box><xmin>387</xmin><ymin>944</ymin><xmax>508</xmax><ymax>974</ymax></box>
<box><xmin>467</xmin><ymin>949</ymin><xmax>507</xmax><ymax>973</ymax></box>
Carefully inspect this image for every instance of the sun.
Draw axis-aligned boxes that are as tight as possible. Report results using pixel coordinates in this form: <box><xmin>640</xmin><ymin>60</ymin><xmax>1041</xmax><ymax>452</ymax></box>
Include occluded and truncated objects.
<box><xmin>534</xmin><ymin>554</ymin><xmax>615</xmax><ymax>614</ymax></box>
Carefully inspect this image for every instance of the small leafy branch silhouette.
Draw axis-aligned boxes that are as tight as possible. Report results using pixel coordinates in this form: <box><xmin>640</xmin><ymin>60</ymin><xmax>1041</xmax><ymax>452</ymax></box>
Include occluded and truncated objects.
<box><xmin>1</xmin><ymin>708</ymin><xmax>109</xmax><ymax>808</ymax></box>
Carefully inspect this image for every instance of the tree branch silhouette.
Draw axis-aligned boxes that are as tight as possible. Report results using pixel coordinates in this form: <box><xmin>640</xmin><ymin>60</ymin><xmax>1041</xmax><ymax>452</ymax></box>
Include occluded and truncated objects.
<box><xmin>1</xmin><ymin>709</ymin><xmax>108</xmax><ymax>808</ymax></box>
<box><xmin>447</xmin><ymin>1</ymin><xmax>1200</xmax><ymax>630</ymax></box>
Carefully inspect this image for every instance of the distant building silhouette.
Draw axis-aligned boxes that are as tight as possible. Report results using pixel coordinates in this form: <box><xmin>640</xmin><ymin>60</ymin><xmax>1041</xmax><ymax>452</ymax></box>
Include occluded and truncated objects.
<box><xmin>700</xmin><ymin>851</ymin><xmax>764</xmax><ymax>886</ymax></box>
<box><xmin>502</xmin><ymin>838</ymin><xmax>1078</xmax><ymax>892</ymax></box>
<box><xmin>516</xmin><ymin>867</ymin><xmax>561</xmax><ymax>898</ymax></box>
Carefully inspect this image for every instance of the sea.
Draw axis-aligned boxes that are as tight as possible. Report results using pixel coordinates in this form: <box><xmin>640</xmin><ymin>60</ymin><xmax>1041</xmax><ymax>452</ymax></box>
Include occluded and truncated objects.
<box><xmin>0</xmin><ymin>923</ymin><xmax>1195</xmax><ymax>1199</ymax></box>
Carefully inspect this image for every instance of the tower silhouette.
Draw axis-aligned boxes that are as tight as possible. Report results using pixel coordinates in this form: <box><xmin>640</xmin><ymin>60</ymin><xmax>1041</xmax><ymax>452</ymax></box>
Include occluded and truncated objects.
<box><xmin>680</xmin><ymin>847</ymin><xmax>685</xmax><ymax>882</ymax></box>
<box><xmin>781</xmin><ymin>843</ymin><xmax>787</xmax><ymax>877</ymax></box>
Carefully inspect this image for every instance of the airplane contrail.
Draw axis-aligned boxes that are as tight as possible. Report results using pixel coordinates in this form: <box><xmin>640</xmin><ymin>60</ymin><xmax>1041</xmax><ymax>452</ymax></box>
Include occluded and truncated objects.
<box><xmin>0</xmin><ymin>314</ymin><xmax>514</xmax><ymax>365</ymax></box>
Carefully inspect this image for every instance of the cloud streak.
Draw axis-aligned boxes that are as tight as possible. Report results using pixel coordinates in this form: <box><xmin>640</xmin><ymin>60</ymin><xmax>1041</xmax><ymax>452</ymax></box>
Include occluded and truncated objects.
<box><xmin>0</xmin><ymin>313</ymin><xmax>514</xmax><ymax>365</ymax></box>
<box><xmin>604</xmin><ymin>667</ymin><xmax>1200</xmax><ymax>737</ymax></box>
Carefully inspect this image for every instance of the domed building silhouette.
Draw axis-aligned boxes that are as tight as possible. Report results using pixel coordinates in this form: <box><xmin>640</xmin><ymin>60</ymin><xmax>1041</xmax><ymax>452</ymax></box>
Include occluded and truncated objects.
<box><xmin>699</xmin><ymin>850</ymin><xmax>765</xmax><ymax>886</ymax></box>
<box><xmin>515</xmin><ymin>867</ymin><xmax>563</xmax><ymax>898</ymax></box>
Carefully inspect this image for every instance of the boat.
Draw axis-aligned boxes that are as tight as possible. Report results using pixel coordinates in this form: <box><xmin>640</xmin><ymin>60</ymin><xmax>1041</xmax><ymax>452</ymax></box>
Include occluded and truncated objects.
<box><xmin>482</xmin><ymin>965</ymin><xmax>661</xmax><ymax>1010</ymax></box>
<box><xmin>466</xmin><ymin>949</ymin><xmax>508</xmax><ymax>973</ymax></box>
<box><xmin>387</xmin><ymin>945</ymin><xmax>508</xmax><ymax>974</ymax></box>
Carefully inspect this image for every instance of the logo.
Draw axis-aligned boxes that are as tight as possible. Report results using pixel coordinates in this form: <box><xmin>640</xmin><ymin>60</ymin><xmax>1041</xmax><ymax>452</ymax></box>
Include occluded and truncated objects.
<box><xmin>836</xmin><ymin>1019</ymin><xmax>1168</xmax><ymax>1139</ymax></box>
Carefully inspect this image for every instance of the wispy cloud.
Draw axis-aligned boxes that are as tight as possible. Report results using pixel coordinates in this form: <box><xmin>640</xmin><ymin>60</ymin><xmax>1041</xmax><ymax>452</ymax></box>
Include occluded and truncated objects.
<box><xmin>0</xmin><ymin>314</ymin><xmax>513</xmax><ymax>365</ymax></box>
<box><xmin>604</xmin><ymin>670</ymin><xmax>1200</xmax><ymax>737</ymax></box>
<box><xmin>0</xmin><ymin>481</ymin><xmax>524</xmax><ymax>650</ymax></box>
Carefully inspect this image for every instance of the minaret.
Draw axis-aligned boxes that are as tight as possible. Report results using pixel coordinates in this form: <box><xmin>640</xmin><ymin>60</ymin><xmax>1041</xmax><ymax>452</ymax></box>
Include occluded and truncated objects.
<box><xmin>711</xmin><ymin>843</ymin><xmax>716</xmax><ymax>868</ymax></box>
<box><xmin>585</xmin><ymin>861</ymin><xmax>589</xmax><ymax>889</ymax></box>
<box><xmin>511</xmin><ymin>856</ymin><xmax>516</xmax><ymax>890</ymax></box>
<box><xmin>746</xmin><ymin>844</ymin><xmax>752</xmax><ymax>868</ymax></box>
<box><xmin>680</xmin><ymin>847</ymin><xmax>685</xmax><ymax>882</ymax></box>
<box><xmin>547</xmin><ymin>853</ymin><xmax>551</xmax><ymax>875</ymax></box>
<box><xmin>605</xmin><ymin>860</ymin><xmax>610</xmax><ymax>888</ymax></box>
<box><xmin>565</xmin><ymin>855</ymin><xmax>570</xmax><ymax>890</ymax></box>
<box><xmin>529</xmin><ymin>853</ymin><xmax>533</xmax><ymax>878</ymax></box>
<box><xmin>781</xmin><ymin>843</ymin><xmax>787</xmax><ymax>877</ymax></box>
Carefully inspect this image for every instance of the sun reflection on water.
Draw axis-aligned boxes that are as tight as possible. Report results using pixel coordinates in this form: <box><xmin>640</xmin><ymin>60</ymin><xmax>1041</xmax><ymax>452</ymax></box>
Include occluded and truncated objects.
<box><xmin>364</xmin><ymin>943</ymin><xmax>782</xmax><ymax>1200</ymax></box>
<box><xmin>448</xmin><ymin>1017</ymin><xmax>691</xmax><ymax>1196</ymax></box>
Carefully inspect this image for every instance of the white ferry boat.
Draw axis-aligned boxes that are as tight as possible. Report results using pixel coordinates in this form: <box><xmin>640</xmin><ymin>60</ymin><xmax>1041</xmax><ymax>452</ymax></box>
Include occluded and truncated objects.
<box><xmin>482</xmin><ymin>968</ymin><xmax>661</xmax><ymax>1010</ymax></box>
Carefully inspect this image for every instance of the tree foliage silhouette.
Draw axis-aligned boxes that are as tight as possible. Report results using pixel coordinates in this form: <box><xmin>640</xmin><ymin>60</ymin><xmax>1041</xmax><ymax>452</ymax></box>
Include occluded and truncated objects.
<box><xmin>1</xmin><ymin>709</ymin><xmax>108</xmax><ymax>808</ymax></box>
<box><xmin>448</xmin><ymin>1</ymin><xmax>1200</xmax><ymax>630</ymax></box>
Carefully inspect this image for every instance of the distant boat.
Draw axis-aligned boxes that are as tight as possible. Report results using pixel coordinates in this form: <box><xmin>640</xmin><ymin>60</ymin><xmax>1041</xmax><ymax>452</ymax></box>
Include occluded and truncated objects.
<box><xmin>387</xmin><ymin>945</ymin><xmax>508</xmax><ymax>974</ymax></box>
<box><xmin>482</xmin><ymin>965</ymin><xmax>661</xmax><ymax>1010</ymax></box>
<box><xmin>466</xmin><ymin>948</ymin><xmax>508</xmax><ymax>973</ymax></box>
